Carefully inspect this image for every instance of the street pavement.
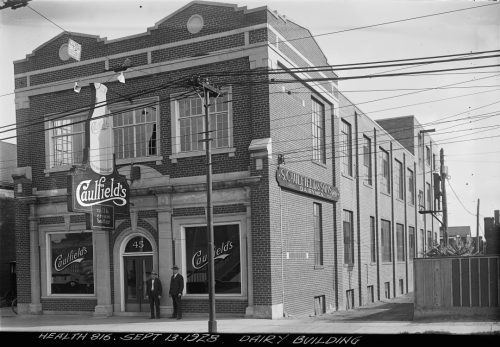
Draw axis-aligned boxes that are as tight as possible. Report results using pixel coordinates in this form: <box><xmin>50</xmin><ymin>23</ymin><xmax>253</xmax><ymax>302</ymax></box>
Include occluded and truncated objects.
<box><xmin>1</xmin><ymin>294</ymin><xmax>499</xmax><ymax>335</ymax></box>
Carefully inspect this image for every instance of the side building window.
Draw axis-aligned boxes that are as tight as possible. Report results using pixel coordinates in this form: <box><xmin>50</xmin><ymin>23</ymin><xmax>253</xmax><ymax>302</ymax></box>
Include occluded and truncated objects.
<box><xmin>363</xmin><ymin>135</ymin><xmax>372</xmax><ymax>185</ymax></box>
<box><xmin>396</xmin><ymin>223</ymin><xmax>405</xmax><ymax>261</ymax></box>
<box><xmin>409</xmin><ymin>226</ymin><xmax>415</xmax><ymax>259</ymax></box>
<box><xmin>380</xmin><ymin>148</ymin><xmax>390</xmax><ymax>194</ymax></box>
<box><xmin>341</xmin><ymin>120</ymin><xmax>352</xmax><ymax>176</ymax></box>
<box><xmin>172</xmin><ymin>90</ymin><xmax>232</xmax><ymax>154</ymax></box>
<box><xmin>343</xmin><ymin>210</ymin><xmax>354</xmax><ymax>265</ymax></box>
<box><xmin>312</xmin><ymin>99</ymin><xmax>326</xmax><ymax>164</ymax></box>
<box><xmin>407</xmin><ymin>168</ymin><xmax>415</xmax><ymax>205</ymax></box>
<box><xmin>370</xmin><ymin>216</ymin><xmax>376</xmax><ymax>263</ymax></box>
<box><xmin>381</xmin><ymin>219</ymin><xmax>392</xmax><ymax>262</ymax></box>
<box><xmin>314</xmin><ymin>203</ymin><xmax>323</xmax><ymax>266</ymax></box>
<box><xmin>395</xmin><ymin>160</ymin><xmax>404</xmax><ymax>200</ymax></box>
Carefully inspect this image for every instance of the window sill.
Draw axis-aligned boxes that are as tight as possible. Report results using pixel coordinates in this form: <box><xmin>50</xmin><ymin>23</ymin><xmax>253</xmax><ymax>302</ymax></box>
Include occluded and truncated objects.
<box><xmin>44</xmin><ymin>165</ymin><xmax>74</xmax><ymax>175</ymax></box>
<box><xmin>183</xmin><ymin>294</ymin><xmax>246</xmax><ymax>300</ymax></box>
<box><xmin>116</xmin><ymin>155</ymin><xmax>163</xmax><ymax>166</ymax></box>
<box><xmin>380</xmin><ymin>191</ymin><xmax>391</xmax><ymax>198</ymax></box>
<box><xmin>44</xmin><ymin>155</ymin><xmax>164</xmax><ymax>175</ymax></box>
<box><xmin>169</xmin><ymin>147</ymin><xmax>236</xmax><ymax>163</ymax></box>
<box><xmin>362</xmin><ymin>181</ymin><xmax>374</xmax><ymax>189</ymax></box>
<box><xmin>312</xmin><ymin>160</ymin><xmax>327</xmax><ymax>169</ymax></box>
<box><xmin>341</xmin><ymin>173</ymin><xmax>354</xmax><ymax>181</ymax></box>
<box><xmin>42</xmin><ymin>295</ymin><xmax>97</xmax><ymax>299</ymax></box>
<box><xmin>395</xmin><ymin>197</ymin><xmax>405</xmax><ymax>203</ymax></box>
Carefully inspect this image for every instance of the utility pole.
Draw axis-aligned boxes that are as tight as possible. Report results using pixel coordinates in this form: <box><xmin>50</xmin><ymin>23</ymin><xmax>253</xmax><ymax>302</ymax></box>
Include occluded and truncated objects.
<box><xmin>419</xmin><ymin>128</ymin><xmax>435</xmax><ymax>253</ymax></box>
<box><xmin>476</xmin><ymin>198</ymin><xmax>480</xmax><ymax>253</ymax></box>
<box><xmin>188</xmin><ymin>75</ymin><xmax>222</xmax><ymax>333</ymax></box>
<box><xmin>440</xmin><ymin>148</ymin><xmax>448</xmax><ymax>246</ymax></box>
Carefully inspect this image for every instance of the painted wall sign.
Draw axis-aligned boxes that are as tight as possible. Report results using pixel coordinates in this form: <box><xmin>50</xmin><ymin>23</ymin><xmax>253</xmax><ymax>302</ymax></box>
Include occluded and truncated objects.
<box><xmin>276</xmin><ymin>167</ymin><xmax>339</xmax><ymax>202</ymax></box>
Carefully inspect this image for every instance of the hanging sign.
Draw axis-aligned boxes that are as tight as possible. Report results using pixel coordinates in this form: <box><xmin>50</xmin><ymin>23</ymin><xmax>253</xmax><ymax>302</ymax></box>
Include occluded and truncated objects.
<box><xmin>276</xmin><ymin>167</ymin><xmax>339</xmax><ymax>202</ymax></box>
<box><xmin>67</xmin><ymin>83</ymin><xmax>130</xmax><ymax>228</ymax></box>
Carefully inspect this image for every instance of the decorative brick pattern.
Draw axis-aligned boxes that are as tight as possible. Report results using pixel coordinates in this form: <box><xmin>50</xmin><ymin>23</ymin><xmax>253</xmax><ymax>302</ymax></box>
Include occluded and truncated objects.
<box><xmin>41</xmin><ymin>298</ymin><xmax>97</xmax><ymax>312</ymax></box>
<box><xmin>39</xmin><ymin>216</ymin><xmax>64</xmax><ymax>225</ymax></box>
<box><xmin>182</xmin><ymin>299</ymin><xmax>247</xmax><ymax>314</ymax></box>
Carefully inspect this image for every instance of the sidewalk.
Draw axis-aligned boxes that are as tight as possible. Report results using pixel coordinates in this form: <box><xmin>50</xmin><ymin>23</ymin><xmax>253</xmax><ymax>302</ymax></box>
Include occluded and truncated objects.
<box><xmin>1</xmin><ymin>295</ymin><xmax>499</xmax><ymax>335</ymax></box>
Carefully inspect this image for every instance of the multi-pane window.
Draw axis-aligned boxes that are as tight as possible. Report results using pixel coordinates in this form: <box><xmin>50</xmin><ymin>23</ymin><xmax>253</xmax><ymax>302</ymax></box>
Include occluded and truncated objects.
<box><xmin>314</xmin><ymin>203</ymin><xmax>323</xmax><ymax>266</ymax></box>
<box><xmin>113</xmin><ymin>105</ymin><xmax>158</xmax><ymax>160</ymax></box>
<box><xmin>363</xmin><ymin>135</ymin><xmax>372</xmax><ymax>185</ymax></box>
<box><xmin>418</xmin><ymin>133</ymin><xmax>423</xmax><ymax>166</ymax></box>
<box><xmin>312</xmin><ymin>99</ymin><xmax>326</xmax><ymax>164</ymax></box>
<box><xmin>381</xmin><ymin>219</ymin><xmax>392</xmax><ymax>262</ymax></box>
<box><xmin>51</xmin><ymin>116</ymin><xmax>85</xmax><ymax>167</ymax></box>
<box><xmin>407</xmin><ymin>168</ymin><xmax>415</xmax><ymax>205</ymax></box>
<box><xmin>341</xmin><ymin>120</ymin><xmax>352</xmax><ymax>176</ymax></box>
<box><xmin>343</xmin><ymin>210</ymin><xmax>354</xmax><ymax>265</ymax></box>
<box><xmin>396</xmin><ymin>223</ymin><xmax>405</xmax><ymax>261</ymax></box>
<box><xmin>426</xmin><ymin>146</ymin><xmax>431</xmax><ymax>165</ymax></box>
<box><xmin>420</xmin><ymin>229</ymin><xmax>425</xmax><ymax>257</ymax></box>
<box><xmin>409</xmin><ymin>226</ymin><xmax>415</xmax><ymax>259</ymax></box>
<box><xmin>370</xmin><ymin>216</ymin><xmax>376</xmax><ymax>263</ymax></box>
<box><xmin>177</xmin><ymin>92</ymin><xmax>230</xmax><ymax>152</ymax></box>
<box><xmin>380</xmin><ymin>148</ymin><xmax>390</xmax><ymax>194</ymax></box>
<box><xmin>427</xmin><ymin>230</ymin><xmax>433</xmax><ymax>251</ymax></box>
<box><xmin>395</xmin><ymin>160</ymin><xmax>404</xmax><ymax>200</ymax></box>
<box><xmin>426</xmin><ymin>182</ymin><xmax>432</xmax><ymax>209</ymax></box>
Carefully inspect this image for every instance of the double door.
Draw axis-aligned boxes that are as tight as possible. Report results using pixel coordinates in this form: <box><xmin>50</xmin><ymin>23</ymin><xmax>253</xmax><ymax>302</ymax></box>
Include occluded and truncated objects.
<box><xmin>124</xmin><ymin>256</ymin><xmax>153</xmax><ymax>312</ymax></box>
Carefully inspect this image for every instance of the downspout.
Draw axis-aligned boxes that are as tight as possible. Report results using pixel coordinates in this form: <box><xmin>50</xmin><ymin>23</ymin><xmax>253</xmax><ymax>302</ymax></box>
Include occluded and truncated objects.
<box><xmin>355</xmin><ymin>112</ymin><xmax>362</xmax><ymax>306</ymax></box>
<box><xmin>374</xmin><ymin>128</ymin><xmax>380</xmax><ymax>301</ymax></box>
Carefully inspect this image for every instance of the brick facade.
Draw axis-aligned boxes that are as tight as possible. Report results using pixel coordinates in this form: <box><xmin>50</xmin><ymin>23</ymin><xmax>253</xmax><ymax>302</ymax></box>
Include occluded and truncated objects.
<box><xmin>12</xmin><ymin>1</ymin><xmax>442</xmax><ymax>318</ymax></box>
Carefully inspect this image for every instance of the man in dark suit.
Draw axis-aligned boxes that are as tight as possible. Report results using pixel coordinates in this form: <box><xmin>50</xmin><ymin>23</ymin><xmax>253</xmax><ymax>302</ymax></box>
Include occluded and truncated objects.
<box><xmin>146</xmin><ymin>271</ymin><xmax>162</xmax><ymax>319</ymax></box>
<box><xmin>169</xmin><ymin>265</ymin><xmax>184</xmax><ymax>319</ymax></box>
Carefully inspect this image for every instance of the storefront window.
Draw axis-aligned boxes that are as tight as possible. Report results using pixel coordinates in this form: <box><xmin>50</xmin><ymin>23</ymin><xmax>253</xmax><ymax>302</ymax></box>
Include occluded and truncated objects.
<box><xmin>185</xmin><ymin>224</ymin><xmax>241</xmax><ymax>294</ymax></box>
<box><xmin>49</xmin><ymin>232</ymin><xmax>94</xmax><ymax>295</ymax></box>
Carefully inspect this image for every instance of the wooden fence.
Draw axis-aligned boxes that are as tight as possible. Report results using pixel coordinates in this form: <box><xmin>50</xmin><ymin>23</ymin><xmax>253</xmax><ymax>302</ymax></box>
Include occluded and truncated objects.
<box><xmin>414</xmin><ymin>255</ymin><xmax>500</xmax><ymax>319</ymax></box>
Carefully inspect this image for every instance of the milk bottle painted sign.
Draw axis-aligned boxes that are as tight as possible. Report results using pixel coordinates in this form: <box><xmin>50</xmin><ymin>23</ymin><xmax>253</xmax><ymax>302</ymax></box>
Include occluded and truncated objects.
<box><xmin>67</xmin><ymin>83</ymin><xmax>130</xmax><ymax>226</ymax></box>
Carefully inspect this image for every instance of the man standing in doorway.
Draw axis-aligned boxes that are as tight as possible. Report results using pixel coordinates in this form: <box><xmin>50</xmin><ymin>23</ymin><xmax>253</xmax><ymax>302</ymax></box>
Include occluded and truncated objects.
<box><xmin>146</xmin><ymin>271</ymin><xmax>162</xmax><ymax>319</ymax></box>
<box><xmin>169</xmin><ymin>265</ymin><xmax>184</xmax><ymax>320</ymax></box>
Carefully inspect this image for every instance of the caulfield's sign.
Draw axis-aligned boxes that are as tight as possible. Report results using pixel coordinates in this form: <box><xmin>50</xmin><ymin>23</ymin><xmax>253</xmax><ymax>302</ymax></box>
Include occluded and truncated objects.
<box><xmin>276</xmin><ymin>167</ymin><xmax>339</xmax><ymax>202</ymax></box>
<box><xmin>67</xmin><ymin>170</ymin><xmax>129</xmax><ymax>215</ymax></box>
<box><xmin>67</xmin><ymin>83</ymin><xmax>130</xmax><ymax>220</ymax></box>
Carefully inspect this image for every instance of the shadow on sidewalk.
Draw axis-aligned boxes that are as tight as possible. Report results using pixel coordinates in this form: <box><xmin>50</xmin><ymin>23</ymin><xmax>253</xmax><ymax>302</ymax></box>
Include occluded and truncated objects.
<box><xmin>316</xmin><ymin>294</ymin><xmax>414</xmax><ymax>322</ymax></box>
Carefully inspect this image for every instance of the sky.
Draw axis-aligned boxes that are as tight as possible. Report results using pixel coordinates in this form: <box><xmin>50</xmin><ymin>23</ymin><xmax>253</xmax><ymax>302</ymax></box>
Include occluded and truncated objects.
<box><xmin>0</xmin><ymin>0</ymin><xmax>499</xmax><ymax>236</ymax></box>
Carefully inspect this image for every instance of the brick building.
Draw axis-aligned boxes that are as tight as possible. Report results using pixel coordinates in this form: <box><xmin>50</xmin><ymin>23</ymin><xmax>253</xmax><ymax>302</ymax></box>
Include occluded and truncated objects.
<box><xmin>0</xmin><ymin>141</ymin><xmax>17</xmax><ymax>299</ymax></box>
<box><xmin>12</xmin><ymin>1</ymin><xmax>440</xmax><ymax>318</ymax></box>
<box><xmin>484</xmin><ymin>210</ymin><xmax>500</xmax><ymax>255</ymax></box>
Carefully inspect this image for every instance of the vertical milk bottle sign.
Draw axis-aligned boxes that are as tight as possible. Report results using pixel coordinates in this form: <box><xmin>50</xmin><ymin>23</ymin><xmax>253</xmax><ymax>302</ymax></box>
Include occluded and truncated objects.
<box><xmin>89</xmin><ymin>83</ymin><xmax>114</xmax><ymax>175</ymax></box>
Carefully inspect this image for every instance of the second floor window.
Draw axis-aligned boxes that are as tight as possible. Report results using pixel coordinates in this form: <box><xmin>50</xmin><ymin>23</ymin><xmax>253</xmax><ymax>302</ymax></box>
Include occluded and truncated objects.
<box><xmin>312</xmin><ymin>99</ymin><xmax>326</xmax><ymax>164</ymax></box>
<box><xmin>409</xmin><ymin>226</ymin><xmax>415</xmax><ymax>259</ymax></box>
<box><xmin>426</xmin><ymin>146</ymin><xmax>431</xmax><ymax>166</ymax></box>
<box><xmin>175</xmin><ymin>91</ymin><xmax>231</xmax><ymax>153</ymax></box>
<box><xmin>370</xmin><ymin>216</ymin><xmax>376</xmax><ymax>263</ymax></box>
<box><xmin>341</xmin><ymin>120</ymin><xmax>352</xmax><ymax>176</ymax></box>
<box><xmin>396</xmin><ymin>223</ymin><xmax>405</xmax><ymax>262</ymax></box>
<box><xmin>113</xmin><ymin>104</ymin><xmax>158</xmax><ymax>160</ymax></box>
<box><xmin>363</xmin><ymin>135</ymin><xmax>372</xmax><ymax>185</ymax></box>
<box><xmin>426</xmin><ymin>182</ymin><xmax>432</xmax><ymax>209</ymax></box>
<box><xmin>50</xmin><ymin>116</ymin><xmax>85</xmax><ymax>167</ymax></box>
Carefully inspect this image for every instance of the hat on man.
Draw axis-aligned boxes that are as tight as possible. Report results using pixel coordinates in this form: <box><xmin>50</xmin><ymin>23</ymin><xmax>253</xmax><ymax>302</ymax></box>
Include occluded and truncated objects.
<box><xmin>172</xmin><ymin>265</ymin><xmax>179</xmax><ymax>270</ymax></box>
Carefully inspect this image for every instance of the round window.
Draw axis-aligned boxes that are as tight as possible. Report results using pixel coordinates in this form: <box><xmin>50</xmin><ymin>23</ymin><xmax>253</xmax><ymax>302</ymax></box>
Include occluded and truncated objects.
<box><xmin>58</xmin><ymin>43</ymin><xmax>70</xmax><ymax>61</ymax></box>
<box><xmin>125</xmin><ymin>236</ymin><xmax>152</xmax><ymax>253</ymax></box>
<box><xmin>187</xmin><ymin>14</ymin><xmax>204</xmax><ymax>34</ymax></box>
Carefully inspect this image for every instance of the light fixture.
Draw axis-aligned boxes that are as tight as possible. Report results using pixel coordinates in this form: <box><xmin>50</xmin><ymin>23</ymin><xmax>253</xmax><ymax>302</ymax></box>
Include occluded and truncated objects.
<box><xmin>117</xmin><ymin>71</ymin><xmax>125</xmax><ymax>84</ymax></box>
<box><xmin>73</xmin><ymin>81</ymin><xmax>81</xmax><ymax>93</ymax></box>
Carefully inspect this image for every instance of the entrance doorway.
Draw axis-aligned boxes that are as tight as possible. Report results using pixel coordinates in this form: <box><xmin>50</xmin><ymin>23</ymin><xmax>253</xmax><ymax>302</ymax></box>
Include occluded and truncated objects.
<box><xmin>124</xmin><ymin>256</ymin><xmax>152</xmax><ymax>312</ymax></box>
<box><xmin>122</xmin><ymin>235</ymin><xmax>154</xmax><ymax>312</ymax></box>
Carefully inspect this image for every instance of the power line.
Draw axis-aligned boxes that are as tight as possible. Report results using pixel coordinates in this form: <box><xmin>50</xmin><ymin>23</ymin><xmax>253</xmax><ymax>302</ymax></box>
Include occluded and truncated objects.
<box><xmin>447</xmin><ymin>179</ymin><xmax>476</xmax><ymax>217</ymax></box>
<box><xmin>27</xmin><ymin>4</ymin><xmax>68</xmax><ymax>33</ymax></box>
